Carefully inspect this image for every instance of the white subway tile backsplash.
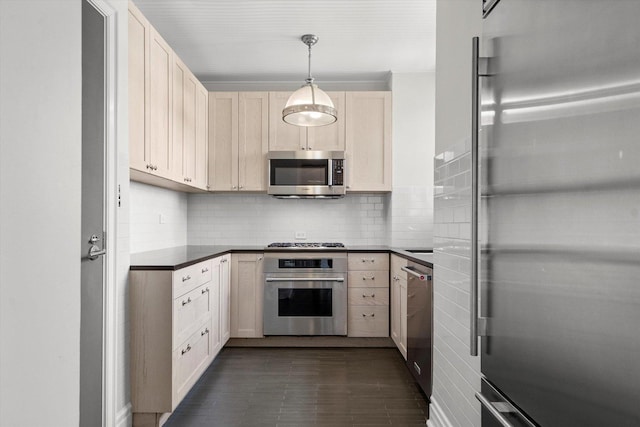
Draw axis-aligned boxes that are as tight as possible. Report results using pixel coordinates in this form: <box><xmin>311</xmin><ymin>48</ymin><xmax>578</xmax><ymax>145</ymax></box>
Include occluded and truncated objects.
<box><xmin>129</xmin><ymin>181</ymin><xmax>188</xmax><ymax>253</ymax></box>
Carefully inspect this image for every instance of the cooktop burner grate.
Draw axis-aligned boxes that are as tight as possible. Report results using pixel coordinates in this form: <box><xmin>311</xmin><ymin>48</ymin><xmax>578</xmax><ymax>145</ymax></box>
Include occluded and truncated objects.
<box><xmin>266</xmin><ymin>242</ymin><xmax>346</xmax><ymax>249</ymax></box>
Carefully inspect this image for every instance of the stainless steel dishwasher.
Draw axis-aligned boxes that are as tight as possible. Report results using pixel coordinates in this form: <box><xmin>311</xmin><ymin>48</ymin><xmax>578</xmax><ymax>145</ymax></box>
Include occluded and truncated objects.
<box><xmin>402</xmin><ymin>262</ymin><xmax>433</xmax><ymax>397</ymax></box>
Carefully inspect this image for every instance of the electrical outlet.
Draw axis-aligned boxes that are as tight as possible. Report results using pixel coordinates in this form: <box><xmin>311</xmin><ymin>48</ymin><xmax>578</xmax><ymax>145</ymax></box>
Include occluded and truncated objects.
<box><xmin>295</xmin><ymin>231</ymin><xmax>307</xmax><ymax>240</ymax></box>
<box><xmin>159</xmin><ymin>214</ymin><xmax>167</xmax><ymax>224</ymax></box>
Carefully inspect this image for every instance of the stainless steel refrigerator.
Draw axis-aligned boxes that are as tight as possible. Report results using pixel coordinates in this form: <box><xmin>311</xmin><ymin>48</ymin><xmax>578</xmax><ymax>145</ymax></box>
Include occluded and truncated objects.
<box><xmin>471</xmin><ymin>1</ymin><xmax>640</xmax><ymax>426</ymax></box>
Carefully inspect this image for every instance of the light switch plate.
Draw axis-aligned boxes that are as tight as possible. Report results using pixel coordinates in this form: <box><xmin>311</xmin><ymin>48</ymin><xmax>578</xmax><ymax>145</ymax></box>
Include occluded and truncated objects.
<box><xmin>295</xmin><ymin>231</ymin><xmax>307</xmax><ymax>240</ymax></box>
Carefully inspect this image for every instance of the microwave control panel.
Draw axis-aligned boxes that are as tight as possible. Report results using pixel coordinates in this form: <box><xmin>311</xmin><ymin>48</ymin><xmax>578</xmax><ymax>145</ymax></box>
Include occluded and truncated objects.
<box><xmin>332</xmin><ymin>159</ymin><xmax>344</xmax><ymax>186</ymax></box>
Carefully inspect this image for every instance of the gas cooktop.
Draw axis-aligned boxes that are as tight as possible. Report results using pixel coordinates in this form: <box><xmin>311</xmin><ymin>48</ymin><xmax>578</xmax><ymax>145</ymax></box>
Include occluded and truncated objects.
<box><xmin>266</xmin><ymin>242</ymin><xmax>346</xmax><ymax>249</ymax></box>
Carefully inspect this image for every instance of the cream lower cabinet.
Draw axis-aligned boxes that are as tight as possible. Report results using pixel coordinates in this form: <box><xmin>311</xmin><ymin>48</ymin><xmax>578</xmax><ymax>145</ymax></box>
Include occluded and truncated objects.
<box><xmin>390</xmin><ymin>255</ymin><xmax>408</xmax><ymax>359</ymax></box>
<box><xmin>268</xmin><ymin>91</ymin><xmax>346</xmax><ymax>151</ymax></box>
<box><xmin>216</xmin><ymin>254</ymin><xmax>232</xmax><ymax>344</ymax></box>
<box><xmin>230</xmin><ymin>253</ymin><xmax>264</xmax><ymax>338</ymax></box>
<box><xmin>130</xmin><ymin>257</ymin><xmax>226</xmax><ymax>427</ymax></box>
<box><xmin>347</xmin><ymin>253</ymin><xmax>390</xmax><ymax>337</ymax></box>
<box><xmin>208</xmin><ymin>92</ymin><xmax>268</xmax><ymax>191</ymax></box>
<box><xmin>345</xmin><ymin>91</ymin><xmax>392</xmax><ymax>192</ymax></box>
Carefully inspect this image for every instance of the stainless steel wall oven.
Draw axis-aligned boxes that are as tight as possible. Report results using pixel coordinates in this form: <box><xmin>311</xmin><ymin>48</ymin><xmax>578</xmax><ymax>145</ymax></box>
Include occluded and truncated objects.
<box><xmin>263</xmin><ymin>252</ymin><xmax>347</xmax><ymax>335</ymax></box>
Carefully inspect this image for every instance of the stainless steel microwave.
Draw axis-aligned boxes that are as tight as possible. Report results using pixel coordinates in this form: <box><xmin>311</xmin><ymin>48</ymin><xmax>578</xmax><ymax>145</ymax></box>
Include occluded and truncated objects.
<box><xmin>267</xmin><ymin>151</ymin><xmax>346</xmax><ymax>198</ymax></box>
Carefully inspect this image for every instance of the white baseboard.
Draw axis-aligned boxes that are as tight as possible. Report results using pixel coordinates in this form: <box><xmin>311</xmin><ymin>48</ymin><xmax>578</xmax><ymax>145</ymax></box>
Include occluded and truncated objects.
<box><xmin>116</xmin><ymin>403</ymin><xmax>132</xmax><ymax>427</ymax></box>
<box><xmin>427</xmin><ymin>397</ymin><xmax>455</xmax><ymax>427</ymax></box>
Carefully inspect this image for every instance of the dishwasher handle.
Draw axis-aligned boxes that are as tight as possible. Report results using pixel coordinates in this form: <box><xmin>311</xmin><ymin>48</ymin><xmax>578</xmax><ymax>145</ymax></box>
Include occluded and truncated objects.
<box><xmin>401</xmin><ymin>266</ymin><xmax>431</xmax><ymax>281</ymax></box>
<box><xmin>265</xmin><ymin>277</ymin><xmax>345</xmax><ymax>283</ymax></box>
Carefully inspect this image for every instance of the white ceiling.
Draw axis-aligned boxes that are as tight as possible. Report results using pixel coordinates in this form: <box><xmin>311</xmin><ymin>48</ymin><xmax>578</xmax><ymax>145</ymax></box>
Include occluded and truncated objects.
<box><xmin>133</xmin><ymin>0</ymin><xmax>437</xmax><ymax>86</ymax></box>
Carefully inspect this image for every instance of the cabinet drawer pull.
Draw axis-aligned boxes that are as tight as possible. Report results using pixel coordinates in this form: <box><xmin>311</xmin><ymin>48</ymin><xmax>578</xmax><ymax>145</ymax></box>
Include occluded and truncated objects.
<box><xmin>202</xmin><ymin>267</ymin><xmax>209</xmax><ymax>273</ymax></box>
<box><xmin>362</xmin><ymin>293</ymin><xmax>375</xmax><ymax>298</ymax></box>
<box><xmin>182</xmin><ymin>275</ymin><xmax>191</xmax><ymax>282</ymax></box>
<box><xmin>182</xmin><ymin>297</ymin><xmax>192</xmax><ymax>306</ymax></box>
<box><xmin>181</xmin><ymin>344</ymin><xmax>191</xmax><ymax>355</ymax></box>
<box><xmin>201</xmin><ymin>287</ymin><xmax>209</xmax><ymax>294</ymax></box>
<box><xmin>361</xmin><ymin>313</ymin><xmax>375</xmax><ymax>318</ymax></box>
<box><xmin>361</xmin><ymin>275</ymin><xmax>376</xmax><ymax>281</ymax></box>
<box><xmin>201</xmin><ymin>328</ymin><xmax>209</xmax><ymax>336</ymax></box>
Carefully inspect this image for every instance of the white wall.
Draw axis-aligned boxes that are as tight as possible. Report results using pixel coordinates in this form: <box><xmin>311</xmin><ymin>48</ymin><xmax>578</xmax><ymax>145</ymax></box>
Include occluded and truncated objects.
<box><xmin>129</xmin><ymin>181</ymin><xmax>188</xmax><ymax>253</ymax></box>
<box><xmin>430</xmin><ymin>1</ymin><xmax>483</xmax><ymax>427</ymax></box>
<box><xmin>0</xmin><ymin>2</ymin><xmax>82</xmax><ymax>425</ymax></box>
<box><xmin>390</xmin><ymin>72</ymin><xmax>435</xmax><ymax>249</ymax></box>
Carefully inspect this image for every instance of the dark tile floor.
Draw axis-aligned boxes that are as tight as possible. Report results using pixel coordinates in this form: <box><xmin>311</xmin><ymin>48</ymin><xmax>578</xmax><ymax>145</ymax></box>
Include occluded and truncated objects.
<box><xmin>164</xmin><ymin>347</ymin><xmax>429</xmax><ymax>427</ymax></box>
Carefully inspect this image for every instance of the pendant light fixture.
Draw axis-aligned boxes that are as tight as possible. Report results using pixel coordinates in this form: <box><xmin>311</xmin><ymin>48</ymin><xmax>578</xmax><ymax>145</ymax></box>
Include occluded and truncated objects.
<box><xmin>282</xmin><ymin>34</ymin><xmax>337</xmax><ymax>127</ymax></box>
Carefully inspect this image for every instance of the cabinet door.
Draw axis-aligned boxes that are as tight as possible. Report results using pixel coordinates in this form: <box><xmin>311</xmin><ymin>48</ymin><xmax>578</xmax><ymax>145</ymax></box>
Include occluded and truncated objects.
<box><xmin>209</xmin><ymin>258</ymin><xmax>222</xmax><ymax>359</ymax></box>
<box><xmin>182</xmin><ymin>73</ymin><xmax>197</xmax><ymax>184</ymax></box>
<box><xmin>307</xmin><ymin>91</ymin><xmax>345</xmax><ymax>151</ymax></box>
<box><xmin>208</xmin><ymin>92</ymin><xmax>238</xmax><ymax>191</ymax></box>
<box><xmin>345</xmin><ymin>92</ymin><xmax>392</xmax><ymax>191</ymax></box>
<box><xmin>391</xmin><ymin>274</ymin><xmax>401</xmax><ymax>347</ymax></box>
<box><xmin>230</xmin><ymin>253</ymin><xmax>264</xmax><ymax>338</ymax></box>
<box><xmin>268</xmin><ymin>92</ymin><xmax>307</xmax><ymax>151</ymax></box>
<box><xmin>171</xmin><ymin>57</ymin><xmax>186</xmax><ymax>181</ymax></box>
<box><xmin>194</xmin><ymin>83</ymin><xmax>208</xmax><ymax>189</ymax></box>
<box><xmin>148</xmin><ymin>27</ymin><xmax>173</xmax><ymax>178</ymax></box>
<box><xmin>239</xmin><ymin>92</ymin><xmax>268</xmax><ymax>191</ymax></box>
<box><xmin>219</xmin><ymin>255</ymin><xmax>231</xmax><ymax>344</ymax></box>
<box><xmin>128</xmin><ymin>5</ymin><xmax>148</xmax><ymax>172</ymax></box>
<box><xmin>399</xmin><ymin>278</ymin><xmax>407</xmax><ymax>359</ymax></box>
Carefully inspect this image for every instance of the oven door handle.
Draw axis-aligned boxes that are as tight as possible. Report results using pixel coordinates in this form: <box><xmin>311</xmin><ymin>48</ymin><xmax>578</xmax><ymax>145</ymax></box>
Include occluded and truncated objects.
<box><xmin>265</xmin><ymin>277</ymin><xmax>345</xmax><ymax>282</ymax></box>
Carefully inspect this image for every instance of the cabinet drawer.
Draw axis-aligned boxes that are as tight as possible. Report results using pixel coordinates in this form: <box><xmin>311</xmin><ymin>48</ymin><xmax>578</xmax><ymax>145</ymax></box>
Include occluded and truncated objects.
<box><xmin>348</xmin><ymin>306</ymin><xmax>389</xmax><ymax>337</ymax></box>
<box><xmin>348</xmin><ymin>287</ymin><xmax>389</xmax><ymax>306</ymax></box>
<box><xmin>348</xmin><ymin>253</ymin><xmax>389</xmax><ymax>271</ymax></box>
<box><xmin>348</xmin><ymin>271</ymin><xmax>389</xmax><ymax>288</ymax></box>
<box><xmin>173</xmin><ymin>284</ymin><xmax>212</xmax><ymax>349</ymax></box>
<box><xmin>173</xmin><ymin>319</ymin><xmax>212</xmax><ymax>408</ymax></box>
<box><xmin>173</xmin><ymin>264</ymin><xmax>200</xmax><ymax>297</ymax></box>
<box><xmin>197</xmin><ymin>259</ymin><xmax>213</xmax><ymax>285</ymax></box>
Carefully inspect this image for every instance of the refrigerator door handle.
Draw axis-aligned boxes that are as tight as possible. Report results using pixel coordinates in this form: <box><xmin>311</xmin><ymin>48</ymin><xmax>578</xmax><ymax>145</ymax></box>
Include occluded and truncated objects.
<box><xmin>471</xmin><ymin>36</ymin><xmax>489</xmax><ymax>357</ymax></box>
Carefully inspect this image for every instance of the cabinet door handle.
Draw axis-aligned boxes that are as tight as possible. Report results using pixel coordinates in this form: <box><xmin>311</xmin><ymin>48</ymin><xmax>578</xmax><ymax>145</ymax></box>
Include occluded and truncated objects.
<box><xmin>182</xmin><ymin>275</ymin><xmax>191</xmax><ymax>282</ymax></box>
<box><xmin>182</xmin><ymin>297</ymin><xmax>192</xmax><ymax>306</ymax></box>
<box><xmin>181</xmin><ymin>344</ymin><xmax>192</xmax><ymax>355</ymax></box>
<box><xmin>202</xmin><ymin>267</ymin><xmax>209</xmax><ymax>273</ymax></box>
<box><xmin>201</xmin><ymin>328</ymin><xmax>209</xmax><ymax>336</ymax></box>
<box><xmin>201</xmin><ymin>287</ymin><xmax>209</xmax><ymax>294</ymax></box>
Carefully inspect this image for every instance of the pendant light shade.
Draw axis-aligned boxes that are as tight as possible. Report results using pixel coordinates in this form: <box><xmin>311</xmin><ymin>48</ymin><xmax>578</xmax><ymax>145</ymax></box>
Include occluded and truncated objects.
<box><xmin>283</xmin><ymin>35</ymin><xmax>337</xmax><ymax>127</ymax></box>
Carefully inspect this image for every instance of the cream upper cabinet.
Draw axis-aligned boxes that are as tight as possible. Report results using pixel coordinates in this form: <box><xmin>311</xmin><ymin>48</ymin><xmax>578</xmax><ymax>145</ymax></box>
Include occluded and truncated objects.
<box><xmin>147</xmin><ymin>26</ymin><xmax>173</xmax><ymax>179</ymax></box>
<box><xmin>208</xmin><ymin>92</ymin><xmax>268</xmax><ymax>191</ymax></box>
<box><xmin>128</xmin><ymin>4</ymin><xmax>147</xmax><ymax>173</ymax></box>
<box><xmin>129</xmin><ymin>2</ymin><xmax>174</xmax><ymax>177</ymax></box>
<box><xmin>171</xmin><ymin>57</ymin><xmax>186</xmax><ymax>181</ymax></box>
<box><xmin>129</xmin><ymin>1</ymin><xmax>209</xmax><ymax>192</ymax></box>
<box><xmin>230</xmin><ymin>253</ymin><xmax>264</xmax><ymax>338</ymax></box>
<box><xmin>208</xmin><ymin>92</ymin><xmax>238</xmax><ymax>191</ymax></box>
<box><xmin>268</xmin><ymin>92</ymin><xmax>306</xmax><ymax>151</ymax></box>
<box><xmin>238</xmin><ymin>92</ymin><xmax>268</xmax><ymax>191</ymax></box>
<box><xmin>308</xmin><ymin>91</ymin><xmax>345</xmax><ymax>151</ymax></box>
<box><xmin>194</xmin><ymin>83</ymin><xmax>209</xmax><ymax>190</ymax></box>
<box><xmin>345</xmin><ymin>91</ymin><xmax>392</xmax><ymax>192</ymax></box>
<box><xmin>268</xmin><ymin>91</ymin><xmax>345</xmax><ymax>152</ymax></box>
<box><xmin>172</xmin><ymin>58</ymin><xmax>208</xmax><ymax>190</ymax></box>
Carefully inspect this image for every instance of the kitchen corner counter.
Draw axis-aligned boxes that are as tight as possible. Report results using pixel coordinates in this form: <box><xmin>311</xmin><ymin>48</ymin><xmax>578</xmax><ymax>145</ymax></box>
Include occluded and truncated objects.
<box><xmin>129</xmin><ymin>245</ymin><xmax>264</xmax><ymax>271</ymax></box>
<box><xmin>130</xmin><ymin>245</ymin><xmax>433</xmax><ymax>271</ymax></box>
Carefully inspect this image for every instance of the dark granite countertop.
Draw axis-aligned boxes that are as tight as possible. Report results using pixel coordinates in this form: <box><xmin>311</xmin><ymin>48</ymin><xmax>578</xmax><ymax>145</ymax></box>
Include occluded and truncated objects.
<box><xmin>130</xmin><ymin>245</ymin><xmax>433</xmax><ymax>271</ymax></box>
